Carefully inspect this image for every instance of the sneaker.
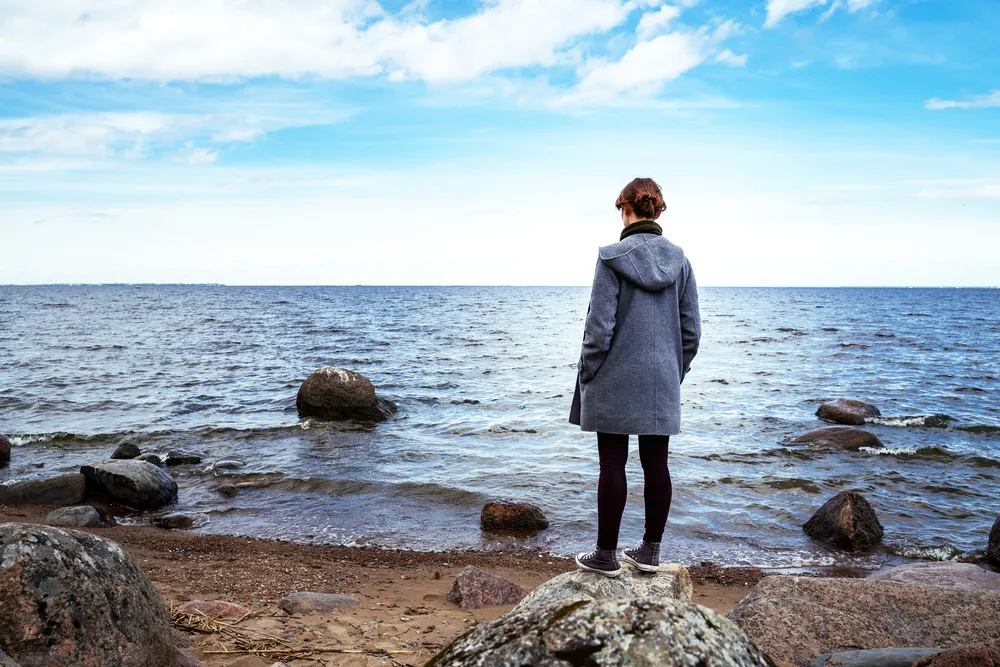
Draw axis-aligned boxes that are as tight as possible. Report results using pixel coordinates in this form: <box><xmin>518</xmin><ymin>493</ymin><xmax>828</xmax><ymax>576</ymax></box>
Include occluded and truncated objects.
<box><xmin>575</xmin><ymin>547</ymin><xmax>621</xmax><ymax>577</ymax></box>
<box><xmin>621</xmin><ymin>540</ymin><xmax>660</xmax><ymax>572</ymax></box>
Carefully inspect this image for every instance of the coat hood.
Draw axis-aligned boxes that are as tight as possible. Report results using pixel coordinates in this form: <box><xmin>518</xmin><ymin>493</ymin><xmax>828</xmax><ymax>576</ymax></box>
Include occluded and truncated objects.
<box><xmin>598</xmin><ymin>234</ymin><xmax>687</xmax><ymax>292</ymax></box>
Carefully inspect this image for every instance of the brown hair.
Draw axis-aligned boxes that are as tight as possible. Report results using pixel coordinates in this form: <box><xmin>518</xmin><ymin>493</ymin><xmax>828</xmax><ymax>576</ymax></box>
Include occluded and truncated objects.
<box><xmin>615</xmin><ymin>177</ymin><xmax>666</xmax><ymax>220</ymax></box>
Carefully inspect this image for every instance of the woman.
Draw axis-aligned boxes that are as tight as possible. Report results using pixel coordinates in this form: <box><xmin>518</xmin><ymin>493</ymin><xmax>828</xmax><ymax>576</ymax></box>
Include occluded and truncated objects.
<box><xmin>569</xmin><ymin>177</ymin><xmax>701</xmax><ymax>577</ymax></box>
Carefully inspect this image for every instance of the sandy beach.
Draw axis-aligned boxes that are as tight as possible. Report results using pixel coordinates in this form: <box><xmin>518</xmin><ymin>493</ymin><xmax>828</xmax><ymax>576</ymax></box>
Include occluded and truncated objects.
<box><xmin>0</xmin><ymin>503</ymin><xmax>765</xmax><ymax>667</ymax></box>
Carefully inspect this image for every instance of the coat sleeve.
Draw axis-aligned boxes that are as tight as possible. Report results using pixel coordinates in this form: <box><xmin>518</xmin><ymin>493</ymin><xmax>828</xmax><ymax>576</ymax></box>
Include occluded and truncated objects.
<box><xmin>679</xmin><ymin>260</ymin><xmax>701</xmax><ymax>383</ymax></box>
<box><xmin>579</xmin><ymin>255</ymin><xmax>620</xmax><ymax>384</ymax></box>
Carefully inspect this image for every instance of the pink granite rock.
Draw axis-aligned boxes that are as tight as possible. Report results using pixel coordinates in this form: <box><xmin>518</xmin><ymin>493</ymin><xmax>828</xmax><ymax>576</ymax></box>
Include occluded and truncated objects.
<box><xmin>177</xmin><ymin>600</ymin><xmax>252</xmax><ymax>619</ymax></box>
<box><xmin>446</xmin><ymin>566</ymin><xmax>527</xmax><ymax>610</ymax></box>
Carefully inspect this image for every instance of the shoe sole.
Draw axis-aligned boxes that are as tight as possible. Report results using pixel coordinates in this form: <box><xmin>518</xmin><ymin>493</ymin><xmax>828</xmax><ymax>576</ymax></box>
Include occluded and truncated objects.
<box><xmin>621</xmin><ymin>552</ymin><xmax>659</xmax><ymax>573</ymax></box>
<box><xmin>574</xmin><ymin>555</ymin><xmax>621</xmax><ymax>577</ymax></box>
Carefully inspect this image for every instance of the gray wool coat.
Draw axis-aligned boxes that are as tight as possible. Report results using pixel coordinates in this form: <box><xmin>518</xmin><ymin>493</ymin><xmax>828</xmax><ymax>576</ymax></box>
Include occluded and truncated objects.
<box><xmin>569</xmin><ymin>233</ymin><xmax>701</xmax><ymax>435</ymax></box>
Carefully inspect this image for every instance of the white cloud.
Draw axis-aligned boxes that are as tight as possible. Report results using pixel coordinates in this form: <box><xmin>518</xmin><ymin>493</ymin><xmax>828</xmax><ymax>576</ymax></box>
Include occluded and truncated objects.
<box><xmin>925</xmin><ymin>90</ymin><xmax>1000</xmax><ymax>110</ymax></box>
<box><xmin>0</xmin><ymin>0</ymin><xmax>634</xmax><ymax>84</ymax></box>
<box><xmin>0</xmin><ymin>113</ymin><xmax>173</xmax><ymax>156</ymax></box>
<box><xmin>181</xmin><ymin>143</ymin><xmax>219</xmax><ymax>165</ymax></box>
<box><xmin>715</xmin><ymin>49</ymin><xmax>747</xmax><ymax>67</ymax></box>
<box><xmin>636</xmin><ymin>5</ymin><xmax>682</xmax><ymax>39</ymax></box>
<box><xmin>764</xmin><ymin>0</ymin><xmax>877</xmax><ymax>28</ymax></box>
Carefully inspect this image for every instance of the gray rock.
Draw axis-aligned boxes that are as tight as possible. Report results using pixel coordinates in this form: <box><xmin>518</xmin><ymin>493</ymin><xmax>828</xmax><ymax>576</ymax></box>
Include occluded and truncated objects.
<box><xmin>165</xmin><ymin>451</ymin><xmax>202</xmax><ymax>466</ymax></box>
<box><xmin>0</xmin><ymin>647</ymin><xmax>21</xmax><ymax>667</ymax></box>
<box><xmin>45</xmin><ymin>506</ymin><xmax>113</xmax><ymax>528</ymax></box>
<box><xmin>296</xmin><ymin>367</ymin><xmax>397</xmax><ymax>422</ymax></box>
<box><xmin>989</xmin><ymin>516</ymin><xmax>1000</xmax><ymax>567</ymax></box>
<box><xmin>278</xmin><ymin>592</ymin><xmax>360</xmax><ymax>614</ymax></box>
<box><xmin>216</xmin><ymin>484</ymin><xmax>238</xmax><ymax>497</ymax></box>
<box><xmin>816</xmin><ymin>398</ymin><xmax>881</xmax><ymax>425</ymax></box>
<box><xmin>110</xmin><ymin>443</ymin><xmax>140</xmax><ymax>460</ymax></box>
<box><xmin>210</xmin><ymin>460</ymin><xmax>244</xmax><ymax>470</ymax></box>
<box><xmin>803</xmin><ymin>490</ymin><xmax>883</xmax><ymax>551</ymax></box>
<box><xmin>728</xmin><ymin>575</ymin><xmax>1000</xmax><ymax>666</ymax></box>
<box><xmin>0</xmin><ymin>523</ymin><xmax>174</xmax><ymax>667</ymax></box>
<box><xmin>480</xmin><ymin>502</ymin><xmax>549</xmax><ymax>531</ymax></box>
<box><xmin>135</xmin><ymin>453</ymin><xmax>163</xmax><ymax>467</ymax></box>
<box><xmin>81</xmin><ymin>460</ymin><xmax>178</xmax><ymax>511</ymax></box>
<box><xmin>172</xmin><ymin>648</ymin><xmax>202</xmax><ymax>667</ymax></box>
<box><xmin>0</xmin><ymin>474</ymin><xmax>86</xmax><ymax>506</ymax></box>
<box><xmin>152</xmin><ymin>513</ymin><xmax>196</xmax><ymax>530</ymax></box>
<box><xmin>0</xmin><ymin>434</ymin><xmax>10</xmax><ymax>469</ymax></box>
<box><xmin>430</xmin><ymin>596</ymin><xmax>776</xmax><ymax>667</ymax></box>
<box><xmin>512</xmin><ymin>562</ymin><xmax>692</xmax><ymax>614</ymax></box>
<box><xmin>790</xmin><ymin>426</ymin><xmax>883</xmax><ymax>450</ymax></box>
<box><xmin>869</xmin><ymin>562</ymin><xmax>1000</xmax><ymax>591</ymax></box>
<box><xmin>804</xmin><ymin>648</ymin><xmax>942</xmax><ymax>667</ymax></box>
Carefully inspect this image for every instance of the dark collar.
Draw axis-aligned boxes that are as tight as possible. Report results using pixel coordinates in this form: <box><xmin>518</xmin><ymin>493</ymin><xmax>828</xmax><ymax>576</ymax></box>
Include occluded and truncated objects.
<box><xmin>620</xmin><ymin>220</ymin><xmax>662</xmax><ymax>241</ymax></box>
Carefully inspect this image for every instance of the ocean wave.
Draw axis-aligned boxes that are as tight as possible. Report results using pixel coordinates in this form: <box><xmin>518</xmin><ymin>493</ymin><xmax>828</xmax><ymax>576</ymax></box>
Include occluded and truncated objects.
<box><xmin>859</xmin><ymin>446</ymin><xmax>918</xmax><ymax>456</ymax></box>
<box><xmin>865</xmin><ymin>414</ymin><xmax>954</xmax><ymax>428</ymax></box>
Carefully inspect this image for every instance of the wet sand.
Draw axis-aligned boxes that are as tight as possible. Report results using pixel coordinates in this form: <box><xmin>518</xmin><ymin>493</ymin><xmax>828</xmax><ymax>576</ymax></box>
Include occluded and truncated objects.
<box><xmin>1</xmin><ymin>504</ymin><xmax>764</xmax><ymax>666</ymax></box>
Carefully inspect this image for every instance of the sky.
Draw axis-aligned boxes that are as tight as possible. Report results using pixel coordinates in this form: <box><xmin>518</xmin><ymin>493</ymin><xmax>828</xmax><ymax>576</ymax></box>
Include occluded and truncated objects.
<box><xmin>1</xmin><ymin>0</ymin><xmax>998</xmax><ymax>286</ymax></box>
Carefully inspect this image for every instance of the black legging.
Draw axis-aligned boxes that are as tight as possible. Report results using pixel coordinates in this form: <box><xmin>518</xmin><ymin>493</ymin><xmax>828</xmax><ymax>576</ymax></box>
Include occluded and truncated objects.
<box><xmin>596</xmin><ymin>432</ymin><xmax>672</xmax><ymax>550</ymax></box>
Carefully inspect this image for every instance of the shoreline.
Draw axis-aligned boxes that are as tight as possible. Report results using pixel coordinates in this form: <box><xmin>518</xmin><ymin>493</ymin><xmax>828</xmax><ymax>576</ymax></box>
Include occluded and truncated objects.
<box><xmin>2</xmin><ymin>503</ymin><xmax>769</xmax><ymax>666</ymax></box>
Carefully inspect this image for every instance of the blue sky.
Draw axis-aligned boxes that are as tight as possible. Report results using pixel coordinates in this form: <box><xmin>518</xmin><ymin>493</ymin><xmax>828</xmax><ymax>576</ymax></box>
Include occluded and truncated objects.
<box><xmin>1</xmin><ymin>0</ymin><xmax>998</xmax><ymax>285</ymax></box>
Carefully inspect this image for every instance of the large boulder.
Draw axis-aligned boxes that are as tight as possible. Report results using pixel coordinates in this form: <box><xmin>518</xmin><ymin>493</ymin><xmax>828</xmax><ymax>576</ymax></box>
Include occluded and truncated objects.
<box><xmin>868</xmin><ymin>562</ymin><xmax>1000</xmax><ymax>591</ymax></box>
<box><xmin>80</xmin><ymin>460</ymin><xmax>178</xmax><ymax>511</ymax></box>
<box><xmin>45</xmin><ymin>506</ymin><xmax>113</xmax><ymax>529</ymax></box>
<box><xmin>989</xmin><ymin>516</ymin><xmax>1000</xmax><ymax>567</ymax></box>
<box><xmin>816</xmin><ymin>399</ymin><xmax>880</xmax><ymax>425</ymax></box>
<box><xmin>0</xmin><ymin>434</ymin><xmax>10</xmax><ymax>468</ymax></box>
<box><xmin>727</xmin><ymin>575</ymin><xmax>1000</xmax><ymax>666</ymax></box>
<box><xmin>446</xmin><ymin>566</ymin><xmax>527</xmax><ymax>610</ymax></box>
<box><xmin>429</xmin><ymin>596</ymin><xmax>777</xmax><ymax>667</ymax></box>
<box><xmin>803</xmin><ymin>490</ymin><xmax>883</xmax><ymax>551</ymax></box>
<box><xmin>0</xmin><ymin>523</ymin><xmax>175</xmax><ymax>667</ymax></box>
<box><xmin>0</xmin><ymin>474</ymin><xmax>86</xmax><ymax>506</ymax></box>
<box><xmin>804</xmin><ymin>648</ymin><xmax>942</xmax><ymax>667</ymax></box>
<box><xmin>512</xmin><ymin>563</ymin><xmax>692</xmax><ymax>613</ymax></box>
<box><xmin>790</xmin><ymin>426</ymin><xmax>882</xmax><ymax>450</ymax></box>
<box><xmin>295</xmin><ymin>367</ymin><xmax>397</xmax><ymax>422</ymax></box>
<box><xmin>480</xmin><ymin>502</ymin><xmax>549</xmax><ymax>532</ymax></box>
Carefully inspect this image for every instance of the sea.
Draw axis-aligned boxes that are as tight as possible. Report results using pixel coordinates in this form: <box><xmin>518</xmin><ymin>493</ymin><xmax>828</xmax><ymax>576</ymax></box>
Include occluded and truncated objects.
<box><xmin>1</xmin><ymin>285</ymin><xmax>998</xmax><ymax>571</ymax></box>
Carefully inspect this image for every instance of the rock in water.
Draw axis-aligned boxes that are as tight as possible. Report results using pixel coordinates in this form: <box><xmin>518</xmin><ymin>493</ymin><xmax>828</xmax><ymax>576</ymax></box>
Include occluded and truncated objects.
<box><xmin>0</xmin><ymin>474</ymin><xmax>86</xmax><ymax>506</ymax></box>
<box><xmin>816</xmin><ymin>399</ymin><xmax>880</xmax><ymax>425</ymax></box>
<box><xmin>803</xmin><ymin>490</ymin><xmax>883</xmax><ymax>551</ymax></box>
<box><xmin>868</xmin><ymin>562</ymin><xmax>1000</xmax><ymax>591</ymax></box>
<box><xmin>513</xmin><ymin>563</ymin><xmax>692</xmax><ymax>613</ymax></box>
<box><xmin>0</xmin><ymin>434</ymin><xmax>10</xmax><ymax>468</ymax></box>
<box><xmin>45</xmin><ymin>506</ymin><xmax>113</xmax><ymax>528</ymax></box>
<box><xmin>480</xmin><ymin>502</ymin><xmax>549</xmax><ymax>531</ymax></box>
<box><xmin>135</xmin><ymin>453</ymin><xmax>163</xmax><ymax>467</ymax></box>
<box><xmin>429</xmin><ymin>596</ymin><xmax>776</xmax><ymax>667</ymax></box>
<box><xmin>446</xmin><ymin>567</ymin><xmax>527</xmax><ymax>610</ymax></box>
<box><xmin>110</xmin><ymin>443</ymin><xmax>140</xmax><ymax>460</ymax></box>
<box><xmin>0</xmin><ymin>523</ymin><xmax>175</xmax><ymax>667</ymax></box>
<box><xmin>151</xmin><ymin>512</ymin><xmax>196</xmax><ymax>530</ymax></box>
<box><xmin>911</xmin><ymin>642</ymin><xmax>1000</xmax><ymax>667</ymax></box>
<box><xmin>165</xmin><ymin>451</ymin><xmax>202</xmax><ymax>466</ymax></box>
<box><xmin>278</xmin><ymin>592</ymin><xmax>359</xmax><ymax>614</ymax></box>
<box><xmin>804</xmin><ymin>648</ymin><xmax>942</xmax><ymax>667</ymax></box>
<box><xmin>728</xmin><ymin>575</ymin><xmax>1000</xmax><ymax>666</ymax></box>
<box><xmin>790</xmin><ymin>426</ymin><xmax>883</xmax><ymax>450</ymax></box>
<box><xmin>81</xmin><ymin>460</ymin><xmax>178</xmax><ymax>511</ymax></box>
<box><xmin>989</xmin><ymin>516</ymin><xmax>1000</xmax><ymax>567</ymax></box>
<box><xmin>295</xmin><ymin>367</ymin><xmax>397</xmax><ymax>422</ymax></box>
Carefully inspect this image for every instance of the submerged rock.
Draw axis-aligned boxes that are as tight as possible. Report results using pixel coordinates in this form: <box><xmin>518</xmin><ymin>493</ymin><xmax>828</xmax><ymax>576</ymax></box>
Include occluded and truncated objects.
<box><xmin>0</xmin><ymin>523</ymin><xmax>175</xmax><ymax>667</ymax></box>
<box><xmin>0</xmin><ymin>434</ymin><xmax>10</xmax><ymax>468</ymax></box>
<box><xmin>0</xmin><ymin>474</ymin><xmax>86</xmax><ymax>506</ymax></box>
<box><xmin>989</xmin><ymin>516</ymin><xmax>1000</xmax><ymax>567</ymax></box>
<box><xmin>430</xmin><ymin>596</ymin><xmax>775</xmax><ymax>667</ymax></box>
<box><xmin>727</xmin><ymin>575</ymin><xmax>1000</xmax><ymax>666</ymax></box>
<box><xmin>165</xmin><ymin>451</ymin><xmax>202</xmax><ymax>466</ymax></box>
<box><xmin>177</xmin><ymin>600</ymin><xmax>252</xmax><ymax>619</ymax></box>
<box><xmin>480</xmin><ymin>502</ymin><xmax>549</xmax><ymax>532</ymax></box>
<box><xmin>81</xmin><ymin>460</ymin><xmax>178</xmax><ymax>511</ymax></box>
<box><xmin>110</xmin><ymin>443</ymin><xmax>140</xmax><ymax>460</ymax></box>
<box><xmin>446</xmin><ymin>566</ymin><xmax>527</xmax><ymax>610</ymax></box>
<box><xmin>45</xmin><ymin>506</ymin><xmax>114</xmax><ymax>528</ymax></box>
<box><xmin>804</xmin><ymin>648</ymin><xmax>942</xmax><ymax>667</ymax></box>
<box><xmin>217</xmin><ymin>484</ymin><xmax>239</xmax><ymax>497</ymax></box>
<box><xmin>513</xmin><ymin>562</ymin><xmax>692</xmax><ymax>613</ymax></box>
<box><xmin>803</xmin><ymin>490</ymin><xmax>883</xmax><ymax>551</ymax></box>
<box><xmin>278</xmin><ymin>592</ymin><xmax>359</xmax><ymax>614</ymax></box>
<box><xmin>296</xmin><ymin>367</ymin><xmax>397</xmax><ymax>422</ymax></box>
<box><xmin>151</xmin><ymin>512</ymin><xmax>196</xmax><ymax>530</ymax></box>
<box><xmin>816</xmin><ymin>398</ymin><xmax>880</xmax><ymax>425</ymax></box>
<box><xmin>790</xmin><ymin>426</ymin><xmax>882</xmax><ymax>450</ymax></box>
<box><xmin>210</xmin><ymin>460</ymin><xmax>244</xmax><ymax>471</ymax></box>
<box><xmin>869</xmin><ymin>562</ymin><xmax>1000</xmax><ymax>591</ymax></box>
